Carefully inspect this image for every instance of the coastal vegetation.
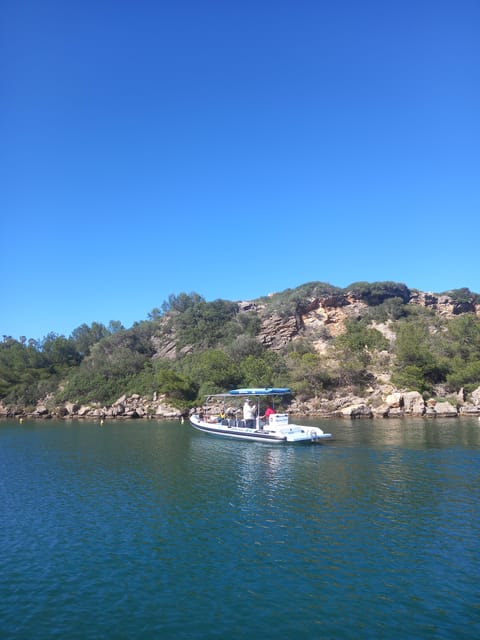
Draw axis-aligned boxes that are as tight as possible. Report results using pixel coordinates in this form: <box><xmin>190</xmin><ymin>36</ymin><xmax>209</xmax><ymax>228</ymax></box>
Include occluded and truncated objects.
<box><xmin>2</xmin><ymin>281</ymin><xmax>480</xmax><ymax>414</ymax></box>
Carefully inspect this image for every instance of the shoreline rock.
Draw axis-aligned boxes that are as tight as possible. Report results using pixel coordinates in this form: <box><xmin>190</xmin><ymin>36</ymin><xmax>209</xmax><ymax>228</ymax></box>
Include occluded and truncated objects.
<box><xmin>2</xmin><ymin>386</ymin><xmax>480</xmax><ymax>421</ymax></box>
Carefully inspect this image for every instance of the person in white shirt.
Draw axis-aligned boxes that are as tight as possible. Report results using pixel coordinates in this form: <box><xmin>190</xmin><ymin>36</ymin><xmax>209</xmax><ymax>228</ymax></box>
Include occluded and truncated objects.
<box><xmin>243</xmin><ymin>400</ymin><xmax>255</xmax><ymax>427</ymax></box>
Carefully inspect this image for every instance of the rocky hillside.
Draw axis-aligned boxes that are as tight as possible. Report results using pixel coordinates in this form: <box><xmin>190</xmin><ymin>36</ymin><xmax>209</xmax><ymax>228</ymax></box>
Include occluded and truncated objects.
<box><xmin>151</xmin><ymin>287</ymin><xmax>480</xmax><ymax>359</ymax></box>
<box><xmin>257</xmin><ymin>288</ymin><xmax>480</xmax><ymax>350</ymax></box>
<box><xmin>2</xmin><ymin>282</ymin><xmax>480</xmax><ymax>420</ymax></box>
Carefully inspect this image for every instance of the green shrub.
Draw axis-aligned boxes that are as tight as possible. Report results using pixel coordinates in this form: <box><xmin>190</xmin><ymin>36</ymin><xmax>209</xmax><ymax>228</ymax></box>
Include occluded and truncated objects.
<box><xmin>346</xmin><ymin>281</ymin><xmax>411</xmax><ymax>306</ymax></box>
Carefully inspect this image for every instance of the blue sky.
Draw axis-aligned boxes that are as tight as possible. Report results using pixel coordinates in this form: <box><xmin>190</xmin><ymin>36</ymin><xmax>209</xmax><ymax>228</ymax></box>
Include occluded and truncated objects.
<box><xmin>2</xmin><ymin>0</ymin><xmax>479</xmax><ymax>340</ymax></box>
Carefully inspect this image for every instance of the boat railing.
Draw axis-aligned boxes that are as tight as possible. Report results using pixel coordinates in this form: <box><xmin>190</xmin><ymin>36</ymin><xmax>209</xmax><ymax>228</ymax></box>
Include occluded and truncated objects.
<box><xmin>199</xmin><ymin>409</ymin><xmax>290</xmax><ymax>431</ymax></box>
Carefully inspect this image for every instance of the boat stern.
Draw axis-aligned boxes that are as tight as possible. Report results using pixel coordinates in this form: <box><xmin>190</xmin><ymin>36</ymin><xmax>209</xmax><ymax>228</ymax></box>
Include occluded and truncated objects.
<box><xmin>278</xmin><ymin>425</ymin><xmax>331</xmax><ymax>443</ymax></box>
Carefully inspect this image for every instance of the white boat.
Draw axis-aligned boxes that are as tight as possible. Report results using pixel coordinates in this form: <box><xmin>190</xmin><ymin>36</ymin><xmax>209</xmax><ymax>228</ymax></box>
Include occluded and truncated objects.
<box><xmin>189</xmin><ymin>387</ymin><xmax>332</xmax><ymax>444</ymax></box>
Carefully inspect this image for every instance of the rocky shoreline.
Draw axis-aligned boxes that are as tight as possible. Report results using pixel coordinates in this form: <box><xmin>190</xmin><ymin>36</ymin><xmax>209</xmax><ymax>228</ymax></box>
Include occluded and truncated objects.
<box><xmin>2</xmin><ymin>386</ymin><xmax>480</xmax><ymax>421</ymax></box>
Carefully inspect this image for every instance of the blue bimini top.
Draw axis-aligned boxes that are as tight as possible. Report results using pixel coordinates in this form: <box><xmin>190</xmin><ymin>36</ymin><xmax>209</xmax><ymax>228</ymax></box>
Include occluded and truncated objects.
<box><xmin>228</xmin><ymin>388</ymin><xmax>291</xmax><ymax>396</ymax></box>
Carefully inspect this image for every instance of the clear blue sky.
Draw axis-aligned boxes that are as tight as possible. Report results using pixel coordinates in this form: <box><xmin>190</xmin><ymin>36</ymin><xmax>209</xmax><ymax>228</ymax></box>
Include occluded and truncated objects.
<box><xmin>2</xmin><ymin>0</ymin><xmax>479</xmax><ymax>340</ymax></box>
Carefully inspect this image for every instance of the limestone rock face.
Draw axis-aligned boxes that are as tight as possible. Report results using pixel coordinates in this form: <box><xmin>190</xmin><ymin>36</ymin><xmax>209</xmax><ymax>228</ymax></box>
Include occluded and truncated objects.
<box><xmin>387</xmin><ymin>407</ymin><xmax>405</xmax><ymax>418</ymax></box>
<box><xmin>471</xmin><ymin>387</ymin><xmax>480</xmax><ymax>406</ymax></box>
<box><xmin>372</xmin><ymin>404</ymin><xmax>390</xmax><ymax>418</ymax></box>
<box><xmin>257</xmin><ymin>314</ymin><xmax>299</xmax><ymax>349</ymax></box>
<box><xmin>379</xmin><ymin>391</ymin><xmax>425</xmax><ymax>417</ymax></box>
<box><xmin>432</xmin><ymin>402</ymin><xmax>458</xmax><ymax>417</ymax></box>
<box><xmin>459</xmin><ymin>403</ymin><xmax>480</xmax><ymax>416</ymax></box>
<box><xmin>339</xmin><ymin>404</ymin><xmax>373</xmax><ymax>419</ymax></box>
<box><xmin>409</xmin><ymin>291</ymin><xmax>477</xmax><ymax>317</ymax></box>
<box><xmin>403</xmin><ymin>391</ymin><xmax>425</xmax><ymax>416</ymax></box>
<box><xmin>64</xmin><ymin>402</ymin><xmax>79</xmax><ymax>415</ymax></box>
<box><xmin>385</xmin><ymin>393</ymin><xmax>403</xmax><ymax>408</ymax></box>
<box><xmin>37</xmin><ymin>394</ymin><xmax>185</xmax><ymax>420</ymax></box>
<box><xmin>155</xmin><ymin>404</ymin><xmax>179</xmax><ymax>418</ymax></box>
<box><xmin>35</xmin><ymin>405</ymin><xmax>49</xmax><ymax>416</ymax></box>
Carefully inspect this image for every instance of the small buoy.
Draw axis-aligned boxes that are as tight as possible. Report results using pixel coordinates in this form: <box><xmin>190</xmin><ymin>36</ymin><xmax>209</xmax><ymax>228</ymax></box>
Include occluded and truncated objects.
<box><xmin>19</xmin><ymin>418</ymin><xmax>24</xmax><ymax>424</ymax></box>
<box><xmin>181</xmin><ymin>417</ymin><xmax>185</xmax><ymax>424</ymax></box>
<box><xmin>100</xmin><ymin>419</ymin><xmax>104</xmax><ymax>426</ymax></box>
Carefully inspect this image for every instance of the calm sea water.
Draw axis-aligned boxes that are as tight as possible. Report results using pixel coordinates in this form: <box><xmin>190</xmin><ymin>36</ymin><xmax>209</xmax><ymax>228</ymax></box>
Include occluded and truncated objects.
<box><xmin>1</xmin><ymin>417</ymin><xmax>479</xmax><ymax>640</ymax></box>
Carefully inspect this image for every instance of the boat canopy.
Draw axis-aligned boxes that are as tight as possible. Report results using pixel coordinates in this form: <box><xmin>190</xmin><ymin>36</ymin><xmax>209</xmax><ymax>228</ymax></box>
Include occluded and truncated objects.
<box><xmin>206</xmin><ymin>387</ymin><xmax>291</xmax><ymax>399</ymax></box>
<box><xmin>229</xmin><ymin>387</ymin><xmax>291</xmax><ymax>396</ymax></box>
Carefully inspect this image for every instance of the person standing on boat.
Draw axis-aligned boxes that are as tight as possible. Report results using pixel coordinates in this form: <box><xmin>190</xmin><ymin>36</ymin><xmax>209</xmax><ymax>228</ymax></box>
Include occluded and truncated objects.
<box><xmin>243</xmin><ymin>400</ymin><xmax>255</xmax><ymax>428</ymax></box>
<box><xmin>263</xmin><ymin>405</ymin><xmax>276</xmax><ymax>425</ymax></box>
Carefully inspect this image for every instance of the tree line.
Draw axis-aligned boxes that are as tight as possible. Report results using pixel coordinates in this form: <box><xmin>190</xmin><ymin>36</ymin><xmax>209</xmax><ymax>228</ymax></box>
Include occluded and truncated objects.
<box><xmin>2</xmin><ymin>283</ymin><xmax>480</xmax><ymax>412</ymax></box>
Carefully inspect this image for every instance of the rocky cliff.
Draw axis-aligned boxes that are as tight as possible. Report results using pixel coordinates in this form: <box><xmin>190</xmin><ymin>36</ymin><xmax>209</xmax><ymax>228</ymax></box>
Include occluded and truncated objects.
<box><xmin>256</xmin><ymin>289</ymin><xmax>480</xmax><ymax>350</ymax></box>
<box><xmin>2</xmin><ymin>286</ymin><xmax>480</xmax><ymax>420</ymax></box>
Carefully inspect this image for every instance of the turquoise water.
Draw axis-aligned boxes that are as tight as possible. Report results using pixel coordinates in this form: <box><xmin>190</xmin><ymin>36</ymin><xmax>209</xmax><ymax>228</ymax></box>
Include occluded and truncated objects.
<box><xmin>1</xmin><ymin>418</ymin><xmax>479</xmax><ymax>639</ymax></box>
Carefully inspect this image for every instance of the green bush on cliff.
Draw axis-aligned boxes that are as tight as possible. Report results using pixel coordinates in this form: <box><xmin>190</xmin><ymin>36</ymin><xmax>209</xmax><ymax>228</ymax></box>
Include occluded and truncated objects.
<box><xmin>56</xmin><ymin>327</ymin><xmax>155</xmax><ymax>404</ymax></box>
<box><xmin>439</xmin><ymin>288</ymin><xmax>480</xmax><ymax>305</ymax></box>
<box><xmin>346</xmin><ymin>281</ymin><xmax>411</xmax><ymax>306</ymax></box>
<box><xmin>364</xmin><ymin>297</ymin><xmax>409</xmax><ymax>322</ymax></box>
<box><xmin>0</xmin><ymin>335</ymin><xmax>80</xmax><ymax>405</ymax></box>
<box><xmin>440</xmin><ymin>314</ymin><xmax>480</xmax><ymax>392</ymax></box>
<box><xmin>287</xmin><ymin>351</ymin><xmax>333</xmax><ymax>399</ymax></box>
<box><xmin>329</xmin><ymin>319</ymin><xmax>390</xmax><ymax>392</ymax></box>
<box><xmin>336</xmin><ymin>319</ymin><xmax>389</xmax><ymax>359</ymax></box>
<box><xmin>175</xmin><ymin>349</ymin><xmax>242</xmax><ymax>397</ymax></box>
<box><xmin>262</xmin><ymin>281</ymin><xmax>341</xmax><ymax>319</ymax></box>
<box><xmin>174</xmin><ymin>298</ymin><xmax>241</xmax><ymax>350</ymax></box>
<box><xmin>239</xmin><ymin>351</ymin><xmax>288</xmax><ymax>389</ymax></box>
<box><xmin>391</xmin><ymin>319</ymin><xmax>449</xmax><ymax>393</ymax></box>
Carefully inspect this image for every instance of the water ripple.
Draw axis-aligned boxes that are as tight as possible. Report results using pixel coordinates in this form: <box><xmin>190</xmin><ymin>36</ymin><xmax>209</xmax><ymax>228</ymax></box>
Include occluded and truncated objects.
<box><xmin>1</xmin><ymin>419</ymin><xmax>479</xmax><ymax>639</ymax></box>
